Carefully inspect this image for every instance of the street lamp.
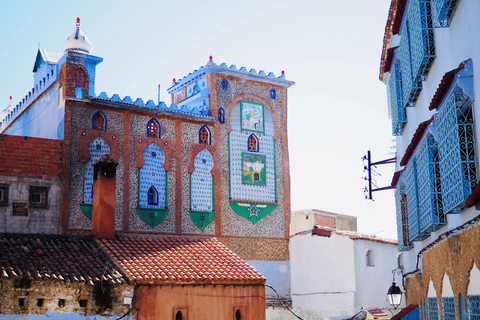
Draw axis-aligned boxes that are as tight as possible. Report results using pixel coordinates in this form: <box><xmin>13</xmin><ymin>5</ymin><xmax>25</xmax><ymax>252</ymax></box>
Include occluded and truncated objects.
<box><xmin>387</xmin><ymin>268</ymin><xmax>403</xmax><ymax>309</ymax></box>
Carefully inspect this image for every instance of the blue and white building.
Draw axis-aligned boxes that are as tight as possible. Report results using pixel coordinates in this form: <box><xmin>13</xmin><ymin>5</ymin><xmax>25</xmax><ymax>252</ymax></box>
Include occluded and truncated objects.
<box><xmin>380</xmin><ymin>0</ymin><xmax>480</xmax><ymax>318</ymax></box>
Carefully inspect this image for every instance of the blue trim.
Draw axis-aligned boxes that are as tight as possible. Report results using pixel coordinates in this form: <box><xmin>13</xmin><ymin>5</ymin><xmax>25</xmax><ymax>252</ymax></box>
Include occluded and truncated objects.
<box><xmin>199</xmin><ymin>125</ymin><xmax>211</xmax><ymax>145</ymax></box>
<box><xmin>218</xmin><ymin>108</ymin><xmax>225</xmax><ymax>124</ymax></box>
<box><xmin>222</xmin><ymin>79</ymin><xmax>228</xmax><ymax>90</ymax></box>
<box><xmin>147</xmin><ymin>185</ymin><xmax>159</xmax><ymax>205</ymax></box>
<box><xmin>147</xmin><ymin>118</ymin><xmax>161</xmax><ymax>138</ymax></box>
<box><xmin>91</xmin><ymin>110</ymin><xmax>107</xmax><ymax>131</ymax></box>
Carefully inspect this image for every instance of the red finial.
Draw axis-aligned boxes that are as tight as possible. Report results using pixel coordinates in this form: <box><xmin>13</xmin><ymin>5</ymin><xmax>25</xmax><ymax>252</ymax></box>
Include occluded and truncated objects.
<box><xmin>209</xmin><ymin>55</ymin><xmax>213</xmax><ymax>61</ymax></box>
<box><xmin>9</xmin><ymin>96</ymin><xmax>12</xmax><ymax>100</ymax></box>
<box><xmin>281</xmin><ymin>70</ymin><xmax>285</xmax><ymax>75</ymax></box>
<box><xmin>76</xmin><ymin>17</ymin><xmax>80</xmax><ymax>23</ymax></box>
<box><xmin>173</xmin><ymin>78</ymin><xmax>176</xmax><ymax>83</ymax></box>
<box><xmin>158</xmin><ymin>84</ymin><xmax>161</xmax><ymax>88</ymax></box>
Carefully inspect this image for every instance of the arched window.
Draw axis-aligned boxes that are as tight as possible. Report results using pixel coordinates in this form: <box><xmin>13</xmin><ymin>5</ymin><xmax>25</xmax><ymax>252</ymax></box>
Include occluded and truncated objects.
<box><xmin>147</xmin><ymin>186</ymin><xmax>158</xmax><ymax>205</ymax></box>
<box><xmin>175</xmin><ymin>311</ymin><xmax>182</xmax><ymax>320</ymax></box>
<box><xmin>248</xmin><ymin>134</ymin><xmax>259</xmax><ymax>152</ymax></box>
<box><xmin>74</xmin><ymin>69</ymin><xmax>87</xmax><ymax>99</ymax></box>
<box><xmin>92</xmin><ymin>111</ymin><xmax>106</xmax><ymax>131</ymax></box>
<box><xmin>235</xmin><ymin>309</ymin><xmax>242</xmax><ymax>320</ymax></box>
<box><xmin>147</xmin><ymin>119</ymin><xmax>160</xmax><ymax>138</ymax></box>
<box><xmin>199</xmin><ymin>125</ymin><xmax>211</xmax><ymax>145</ymax></box>
<box><xmin>218</xmin><ymin>108</ymin><xmax>225</xmax><ymax>124</ymax></box>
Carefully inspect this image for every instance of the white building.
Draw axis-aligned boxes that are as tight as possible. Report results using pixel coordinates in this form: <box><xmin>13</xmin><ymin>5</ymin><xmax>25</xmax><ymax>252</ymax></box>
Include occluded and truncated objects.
<box><xmin>380</xmin><ymin>0</ymin><xmax>480</xmax><ymax>318</ymax></box>
<box><xmin>290</xmin><ymin>225</ymin><xmax>402</xmax><ymax>320</ymax></box>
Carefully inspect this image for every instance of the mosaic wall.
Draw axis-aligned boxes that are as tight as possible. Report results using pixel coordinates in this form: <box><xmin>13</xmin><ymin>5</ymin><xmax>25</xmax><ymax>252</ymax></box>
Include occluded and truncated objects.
<box><xmin>139</xmin><ymin>144</ymin><xmax>166</xmax><ymax>208</ymax></box>
<box><xmin>216</xmin><ymin>78</ymin><xmax>286</xmax><ymax>238</ymax></box>
<box><xmin>229</xmin><ymin>101</ymin><xmax>276</xmax><ymax>202</ymax></box>
<box><xmin>83</xmin><ymin>137</ymin><xmax>110</xmax><ymax>204</ymax></box>
<box><xmin>129</xmin><ymin>114</ymin><xmax>176</xmax><ymax>233</ymax></box>
<box><xmin>68</xmin><ymin>106</ymin><xmax>124</xmax><ymax>231</ymax></box>
<box><xmin>190</xmin><ymin>149</ymin><xmax>214</xmax><ymax>212</ymax></box>
<box><xmin>181</xmin><ymin>122</ymin><xmax>215</xmax><ymax>235</ymax></box>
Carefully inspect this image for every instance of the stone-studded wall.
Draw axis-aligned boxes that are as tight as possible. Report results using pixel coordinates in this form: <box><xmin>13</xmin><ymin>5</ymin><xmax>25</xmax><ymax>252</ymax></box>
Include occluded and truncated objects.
<box><xmin>0</xmin><ymin>279</ymin><xmax>132</xmax><ymax>317</ymax></box>
<box><xmin>67</xmin><ymin>103</ymin><xmax>124</xmax><ymax>231</ymax></box>
<box><xmin>404</xmin><ymin>222</ymin><xmax>480</xmax><ymax>318</ymax></box>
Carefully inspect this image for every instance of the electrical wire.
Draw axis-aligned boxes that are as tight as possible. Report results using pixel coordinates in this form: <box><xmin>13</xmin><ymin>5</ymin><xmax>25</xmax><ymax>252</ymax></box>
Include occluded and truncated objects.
<box><xmin>265</xmin><ymin>284</ymin><xmax>304</xmax><ymax>320</ymax></box>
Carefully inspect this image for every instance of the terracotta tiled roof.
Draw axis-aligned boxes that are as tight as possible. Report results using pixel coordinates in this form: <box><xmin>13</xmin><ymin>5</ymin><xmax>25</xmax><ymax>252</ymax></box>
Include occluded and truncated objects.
<box><xmin>429</xmin><ymin>60</ymin><xmax>468</xmax><ymax>111</ymax></box>
<box><xmin>97</xmin><ymin>236</ymin><xmax>265</xmax><ymax>285</ymax></box>
<box><xmin>311</xmin><ymin>226</ymin><xmax>398</xmax><ymax>245</ymax></box>
<box><xmin>399</xmin><ymin>116</ymin><xmax>434</xmax><ymax>166</ymax></box>
<box><xmin>380</xmin><ymin>0</ymin><xmax>407</xmax><ymax>81</ymax></box>
<box><xmin>0</xmin><ymin>234</ymin><xmax>126</xmax><ymax>285</ymax></box>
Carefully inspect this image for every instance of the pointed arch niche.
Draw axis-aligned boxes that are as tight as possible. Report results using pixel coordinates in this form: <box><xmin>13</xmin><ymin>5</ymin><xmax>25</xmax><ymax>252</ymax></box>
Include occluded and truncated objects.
<box><xmin>189</xmin><ymin>149</ymin><xmax>214</xmax><ymax>231</ymax></box>
<box><xmin>136</xmin><ymin>143</ymin><xmax>168</xmax><ymax>228</ymax></box>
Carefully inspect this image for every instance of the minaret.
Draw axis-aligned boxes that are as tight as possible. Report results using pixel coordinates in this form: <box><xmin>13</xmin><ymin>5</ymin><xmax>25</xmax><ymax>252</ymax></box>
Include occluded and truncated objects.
<box><xmin>63</xmin><ymin>17</ymin><xmax>93</xmax><ymax>54</ymax></box>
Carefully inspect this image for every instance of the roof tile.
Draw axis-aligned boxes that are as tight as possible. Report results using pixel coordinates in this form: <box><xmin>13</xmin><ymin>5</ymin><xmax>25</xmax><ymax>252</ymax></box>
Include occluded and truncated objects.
<box><xmin>97</xmin><ymin>235</ymin><xmax>265</xmax><ymax>285</ymax></box>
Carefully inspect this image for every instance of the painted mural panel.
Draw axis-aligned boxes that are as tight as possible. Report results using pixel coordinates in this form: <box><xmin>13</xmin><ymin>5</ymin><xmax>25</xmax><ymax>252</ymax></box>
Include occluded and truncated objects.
<box><xmin>242</xmin><ymin>153</ymin><xmax>266</xmax><ymax>186</ymax></box>
<box><xmin>241</xmin><ymin>101</ymin><xmax>264</xmax><ymax>133</ymax></box>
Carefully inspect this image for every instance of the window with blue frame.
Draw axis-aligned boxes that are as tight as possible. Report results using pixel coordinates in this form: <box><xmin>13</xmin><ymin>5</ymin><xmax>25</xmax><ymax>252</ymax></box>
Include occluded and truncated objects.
<box><xmin>416</xmin><ymin>135</ymin><xmax>445</xmax><ymax>234</ymax></box>
<box><xmin>427</xmin><ymin>297</ymin><xmax>440</xmax><ymax>320</ymax></box>
<box><xmin>432</xmin><ymin>0</ymin><xmax>460</xmax><ymax>27</ymax></box>
<box><xmin>395</xmin><ymin>185</ymin><xmax>413</xmax><ymax>251</ymax></box>
<box><xmin>390</xmin><ymin>61</ymin><xmax>407</xmax><ymax>136</ymax></box>
<box><xmin>436</xmin><ymin>93</ymin><xmax>477</xmax><ymax>214</ymax></box>
<box><xmin>441</xmin><ymin>297</ymin><xmax>456</xmax><ymax>320</ymax></box>
<box><xmin>467</xmin><ymin>295</ymin><xmax>480</xmax><ymax>320</ymax></box>
<box><xmin>405</xmin><ymin>162</ymin><xmax>425</xmax><ymax>241</ymax></box>
<box><xmin>199</xmin><ymin>125</ymin><xmax>211</xmax><ymax>145</ymax></box>
<box><xmin>147</xmin><ymin>186</ymin><xmax>158</xmax><ymax>205</ymax></box>
<box><xmin>147</xmin><ymin>119</ymin><xmax>160</xmax><ymax>138</ymax></box>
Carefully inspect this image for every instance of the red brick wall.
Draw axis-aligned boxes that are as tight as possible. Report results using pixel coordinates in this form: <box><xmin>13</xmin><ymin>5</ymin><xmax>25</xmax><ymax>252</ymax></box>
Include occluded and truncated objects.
<box><xmin>0</xmin><ymin>135</ymin><xmax>62</xmax><ymax>179</ymax></box>
<box><xmin>315</xmin><ymin>215</ymin><xmax>336</xmax><ymax>228</ymax></box>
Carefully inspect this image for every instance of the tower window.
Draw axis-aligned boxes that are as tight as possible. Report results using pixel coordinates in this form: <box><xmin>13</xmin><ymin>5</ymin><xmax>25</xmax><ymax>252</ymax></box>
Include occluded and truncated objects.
<box><xmin>235</xmin><ymin>309</ymin><xmax>242</xmax><ymax>320</ymax></box>
<box><xmin>148</xmin><ymin>186</ymin><xmax>159</xmax><ymax>205</ymax></box>
<box><xmin>175</xmin><ymin>311</ymin><xmax>183</xmax><ymax>320</ymax></box>
<box><xmin>74</xmin><ymin>69</ymin><xmax>86</xmax><ymax>88</ymax></box>
<box><xmin>366</xmin><ymin>250</ymin><xmax>375</xmax><ymax>267</ymax></box>
<box><xmin>29</xmin><ymin>186</ymin><xmax>48</xmax><ymax>208</ymax></box>
<box><xmin>147</xmin><ymin>119</ymin><xmax>160</xmax><ymax>138</ymax></box>
<box><xmin>218</xmin><ymin>108</ymin><xmax>225</xmax><ymax>124</ymax></box>
<box><xmin>0</xmin><ymin>185</ymin><xmax>8</xmax><ymax>206</ymax></box>
<box><xmin>199</xmin><ymin>125</ymin><xmax>211</xmax><ymax>145</ymax></box>
<box><xmin>92</xmin><ymin>111</ymin><xmax>106</xmax><ymax>131</ymax></box>
<box><xmin>248</xmin><ymin>134</ymin><xmax>259</xmax><ymax>152</ymax></box>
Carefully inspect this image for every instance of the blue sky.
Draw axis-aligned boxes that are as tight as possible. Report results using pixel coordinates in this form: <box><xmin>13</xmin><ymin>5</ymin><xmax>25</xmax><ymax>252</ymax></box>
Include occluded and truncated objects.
<box><xmin>0</xmin><ymin>0</ymin><xmax>397</xmax><ymax>238</ymax></box>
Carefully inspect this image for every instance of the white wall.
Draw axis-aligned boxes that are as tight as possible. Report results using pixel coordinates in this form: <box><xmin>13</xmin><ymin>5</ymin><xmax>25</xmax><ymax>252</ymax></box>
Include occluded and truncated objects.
<box><xmin>290</xmin><ymin>232</ymin><xmax>357</xmax><ymax>319</ymax></box>
<box><xmin>353</xmin><ymin>239</ymin><xmax>405</xmax><ymax>310</ymax></box>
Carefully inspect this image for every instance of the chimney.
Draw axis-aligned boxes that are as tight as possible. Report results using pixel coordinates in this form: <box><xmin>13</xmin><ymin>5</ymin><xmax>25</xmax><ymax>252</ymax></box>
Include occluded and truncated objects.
<box><xmin>92</xmin><ymin>154</ymin><xmax>118</xmax><ymax>239</ymax></box>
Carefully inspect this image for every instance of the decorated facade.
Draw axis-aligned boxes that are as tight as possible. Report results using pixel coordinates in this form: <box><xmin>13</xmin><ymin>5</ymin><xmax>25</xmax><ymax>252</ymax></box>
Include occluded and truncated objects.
<box><xmin>0</xmin><ymin>17</ymin><xmax>293</xmax><ymax>318</ymax></box>
<box><xmin>380</xmin><ymin>0</ymin><xmax>480</xmax><ymax>319</ymax></box>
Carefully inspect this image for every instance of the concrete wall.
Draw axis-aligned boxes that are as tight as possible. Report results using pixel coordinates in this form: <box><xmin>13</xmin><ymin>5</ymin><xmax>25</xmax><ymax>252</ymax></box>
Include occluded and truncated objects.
<box><xmin>353</xmin><ymin>239</ymin><xmax>404</xmax><ymax>310</ymax></box>
<box><xmin>0</xmin><ymin>176</ymin><xmax>61</xmax><ymax>234</ymax></box>
<box><xmin>290</xmin><ymin>209</ymin><xmax>357</xmax><ymax>235</ymax></box>
<box><xmin>290</xmin><ymin>232</ymin><xmax>357</xmax><ymax>319</ymax></box>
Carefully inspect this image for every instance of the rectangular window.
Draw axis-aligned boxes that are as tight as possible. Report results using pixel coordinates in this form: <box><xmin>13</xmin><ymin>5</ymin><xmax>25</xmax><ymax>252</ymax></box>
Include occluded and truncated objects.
<box><xmin>427</xmin><ymin>297</ymin><xmax>440</xmax><ymax>320</ymax></box>
<box><xmin>437</xmin><ymin>93</ymin><xmax>478</xmax><ymax>213</ymax></box>
<box><xmin>0</xmin><ymin>184</ymin><xmax>8</xmax><ymax>206</ymax></box>
<box><xmin>29</xmin><ymin>186</ymin><xmax>48</xmax><ymax>208</ymax></box>
<box><xmin>441</xmin><ymin>297</ymin><xmax>456</xmax><ymax>320</ymax></box>
<box><xmin>467</xmin><ymin>295</ymin><xmax>480</xmax><ymax>320</ymax></box>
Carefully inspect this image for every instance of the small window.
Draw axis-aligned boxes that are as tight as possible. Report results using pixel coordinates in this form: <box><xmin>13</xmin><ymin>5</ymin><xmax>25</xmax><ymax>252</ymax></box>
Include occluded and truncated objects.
<box><xmin>147</xmin><ymin>119</ymin><xmax>160</xmax><ymax>138</ymax></box>
<box><xmin>366</xmin><ymin>250</ymin><xmax>375</xmax><ymax>267</ymax></box>
<box><xmin>199</xmin><ymin>125</ymin><xmax>210</xmax><ymax>145</ymax></box>
<box><xmin>175</xmin><ymin>311</ymin><xmax>183</xmax><ymax>320</ymax></box>
<box><xmin>218</xmin><ymin>108</ymin><xmax>225</xmax><ymax>124</ymax></box>
<box><xmin>74</xmin><ymin>69</ymin><xmax>86</xmax><ymax>88</ymax></box>
<box><xmin>148</xmin><ymin>186</ymin><xmax>158</xmax><ymax>205</ymax></box>
<box><xmin>248</xmin><ymin>134</ymin><xmax>259</xmax><ymax>152</ymax></box>
<box><xmin>0</xmin><ymin>185</ymin><xmax>8</xmax><ymax>206</ymax></box>
<box><xmin>92</xmin><ymin>111</ymin><xmax>106</xmax><ymax>131</ymax></box>
<box><xmin>79</xmin><ymin>300</ymin><xmax>87</xmax><ymax>308</ymax></box>
<box><xmin>37</xmin><ymin>299</ymin><xmax>44</xmax><ymax>307</ymax></box>
<box><xmin>58</xmin><ymin>299</ymin><xmax>65</xmax><ymax>308</ymax></box>
<box><xmin>29</xmin><ymin>186</ymin><xmax>48</xmax><ymax>208</ymax></box>
<box><xmin>18</xmin><ymin>298</ymin><xmax>25</xmax><ymax>307</ymax></box>
<box><xmin>235</xmin><ymin>309</ymin><xmax>242</xmax><ymax>320</ymax></box>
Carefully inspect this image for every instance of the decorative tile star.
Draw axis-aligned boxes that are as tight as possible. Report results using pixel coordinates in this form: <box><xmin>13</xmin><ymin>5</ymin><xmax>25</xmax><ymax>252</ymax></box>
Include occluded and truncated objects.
<box><xmin>248</xmin><ymin>205</ymin><xmax>260</xmax><ymax>219</ymax></box>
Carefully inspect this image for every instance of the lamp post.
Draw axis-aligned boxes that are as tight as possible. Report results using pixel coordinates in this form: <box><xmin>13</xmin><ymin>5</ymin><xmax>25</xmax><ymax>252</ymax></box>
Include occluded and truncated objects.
<box><xmin>387</xmin><ymin>268</ymin><xmax>403</xmax><ymax>309</ymax></box>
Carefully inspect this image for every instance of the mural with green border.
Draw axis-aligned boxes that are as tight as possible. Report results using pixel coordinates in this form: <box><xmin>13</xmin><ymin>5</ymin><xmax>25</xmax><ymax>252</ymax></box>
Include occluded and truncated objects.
<box><xmin>229</xmin><ymin>202</ymin><xmax>276</xmax><ymax>224</ymax></box>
